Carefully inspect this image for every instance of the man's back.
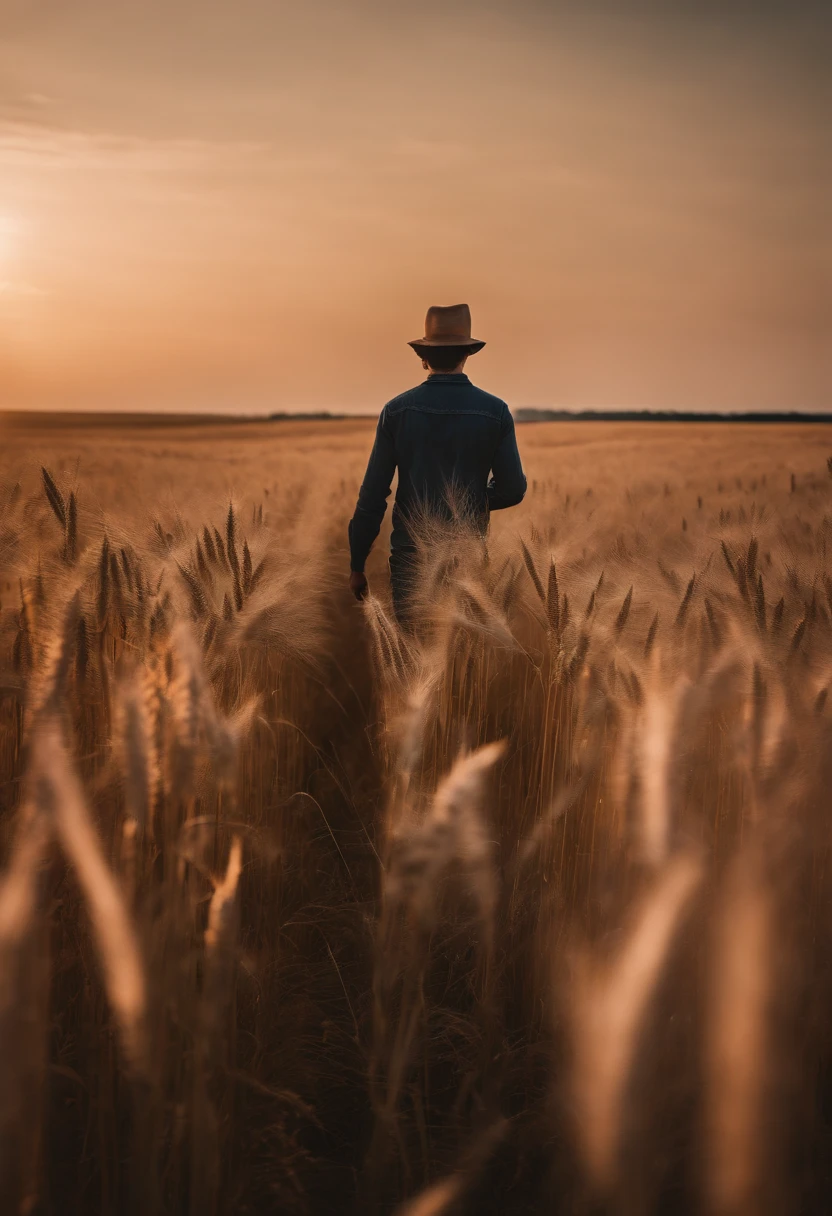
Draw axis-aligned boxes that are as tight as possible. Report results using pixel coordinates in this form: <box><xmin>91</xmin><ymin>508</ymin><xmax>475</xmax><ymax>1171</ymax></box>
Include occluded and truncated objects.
<box><xmin>348</xmin><ymin>371</ymin><xmax>526</xmax><ymax>575</ymax></box>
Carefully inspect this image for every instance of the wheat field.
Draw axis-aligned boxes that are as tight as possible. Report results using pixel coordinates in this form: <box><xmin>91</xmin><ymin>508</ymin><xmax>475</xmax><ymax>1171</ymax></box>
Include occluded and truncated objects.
<box><xmin>0</xmin><ymin>414</ymin><xmax>830</xmax><ymax>1216</ymax></box>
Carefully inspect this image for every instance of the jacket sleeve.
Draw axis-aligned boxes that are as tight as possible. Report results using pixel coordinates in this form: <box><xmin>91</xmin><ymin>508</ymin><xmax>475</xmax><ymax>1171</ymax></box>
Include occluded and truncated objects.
<box><xmin>487</xmin><ymin>404</ymin><xmax>527</xmax><ymax>511</ymax></box>
<box><xmin>348</xmin><ymin>407</ymin><xmax>397</xmax><ymax>572</ymax></box>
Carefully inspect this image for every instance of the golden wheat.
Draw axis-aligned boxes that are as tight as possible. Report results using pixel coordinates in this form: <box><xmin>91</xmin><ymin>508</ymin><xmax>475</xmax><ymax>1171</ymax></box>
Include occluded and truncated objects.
<box><xmin>0</xmin><ymin>419</ymin><xmax>829</xmax><ymax>1214</ymax></box>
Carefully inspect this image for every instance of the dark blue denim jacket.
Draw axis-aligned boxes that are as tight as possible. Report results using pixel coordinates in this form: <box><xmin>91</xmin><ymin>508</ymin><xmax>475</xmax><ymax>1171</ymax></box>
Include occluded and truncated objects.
<box><xmin>348</xmin><ymin>373</ymin><xmax>527</xmax><ymax>572</ymax></box>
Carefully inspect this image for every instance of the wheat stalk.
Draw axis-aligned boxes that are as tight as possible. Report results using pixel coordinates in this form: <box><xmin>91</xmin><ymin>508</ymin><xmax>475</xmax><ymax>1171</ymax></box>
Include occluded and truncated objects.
<box><xmin>705</xmin><ymin>852</ymin><xmax>771</xmax><ymax>1215</ymax></box>
<box><xmin>569</xmin><ymin>852</ymin><xmax>702</xmax><ymax>1192</ymax></box>
<box><xmin>31</xmin><ymin>718</ymin><xmax>148</xmax><ymax>1073</ymax></box>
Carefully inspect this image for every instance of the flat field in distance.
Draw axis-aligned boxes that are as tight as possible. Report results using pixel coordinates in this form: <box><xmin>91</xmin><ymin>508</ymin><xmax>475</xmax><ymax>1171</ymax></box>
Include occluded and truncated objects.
<box><xmin>1</xmin><ymin>413</ymin><xmax>826</xmax><ymax>519</ymax></box>
<box><xmin>0</xmin><ymin>414</ymin><xmax>830</xmax><ymax>1216</ymax></box>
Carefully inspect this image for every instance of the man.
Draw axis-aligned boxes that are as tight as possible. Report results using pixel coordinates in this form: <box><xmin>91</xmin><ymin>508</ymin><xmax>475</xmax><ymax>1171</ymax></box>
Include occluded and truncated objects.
<box><xmin>348</xmin><ymin>303</ymin><xmax>527</xmax><ymax>621</ymax></box>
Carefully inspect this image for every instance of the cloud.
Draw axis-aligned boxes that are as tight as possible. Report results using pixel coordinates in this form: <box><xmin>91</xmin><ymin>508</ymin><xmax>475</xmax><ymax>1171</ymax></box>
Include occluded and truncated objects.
<box><xmin>0</xmin><ymin>117</ymin><xmax>272</xmax><ymax>173</ymax></box>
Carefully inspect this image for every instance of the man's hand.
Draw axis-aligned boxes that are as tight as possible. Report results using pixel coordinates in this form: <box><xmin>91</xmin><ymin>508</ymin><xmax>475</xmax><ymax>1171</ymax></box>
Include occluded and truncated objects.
<box><xmin>349</xmin><ymin>570</ymin><xmax>368</xmax><ymax>602</ymax></box>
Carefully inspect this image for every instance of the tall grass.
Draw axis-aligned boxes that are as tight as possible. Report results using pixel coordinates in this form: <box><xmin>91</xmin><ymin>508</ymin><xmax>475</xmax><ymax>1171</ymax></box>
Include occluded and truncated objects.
<box><xmin>0</xmin><ymin>428</ymin><xmax>831</xmax><ymax>1214</ymax></box>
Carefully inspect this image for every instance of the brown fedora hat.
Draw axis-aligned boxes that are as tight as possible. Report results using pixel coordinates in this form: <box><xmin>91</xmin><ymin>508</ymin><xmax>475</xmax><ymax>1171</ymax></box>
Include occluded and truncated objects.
<box><xmin>408</xmin><ymin>303</ymin><xmax>485</xmax><ymax>354</ymax></box>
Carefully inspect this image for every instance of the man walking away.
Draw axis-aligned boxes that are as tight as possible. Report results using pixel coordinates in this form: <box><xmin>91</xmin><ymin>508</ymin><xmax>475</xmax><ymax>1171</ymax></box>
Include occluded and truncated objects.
<box><xmin>348</xmin><ymin>304</ymin><xmax>527</xmax><ymax>622</ymax></box>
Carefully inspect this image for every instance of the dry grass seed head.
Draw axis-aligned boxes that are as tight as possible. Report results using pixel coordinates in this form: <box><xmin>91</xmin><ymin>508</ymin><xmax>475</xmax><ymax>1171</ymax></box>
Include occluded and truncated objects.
<box><xmin>176</xmin><ymin>561</ymin><xmax>210</xmax><ymax>620</ymax></box>
<box><xmin>365</xmin><ymin>594</ymin><xmax>409</xmax><ymax>686</ymax></box>
<box><xmin>226</xmin><ymin>502</ymin><xmax>240</xmax><ymax>576</ymax></box>
<box><xmin>201</xmin><ymin>836</ymin><xmax>244</xmax><ymax>1041</ymax></box>
<box><xmin>97</xmin><ymin>537</ymin><xmax>110</xmax><ymax>625</ymax></box>
<box><xmin>202</xmin><ymin>526</ymin><xmax>217</xmax><ymax>564</ymax></box>
<box><xmin>233</xmin><ymin>564</ymin><xmax>328</xmax><ymax>669</ymax></box>
<box><xmin>520</xmin><ymin>539</ymin><xmax>545</xmax><ymax>603</ymax></box>
<box><xmin>789</xmin><ymin>615</ymin><xmax>807</xmax><ymax>655</ymax></box>
<box><xmin>120</xmin><ymin>546</ymin><xmax>133</xmax><ymax>591</ymax></box>
<box><xmin>754</xmin><ymin>575</ymin><xmax>766</xmax><ymax>633</ymax></box>
<box><xmin>547</xmin><ymin>558</ymin><xmax>560</xmax><ymax>635</ymax></box>
<box><xmin>213</xmin><ymin>526</ymin><xmax>229</xmax><ymax>571</ymax></box>
<box><xmin>643</xmin><ymin>612</ymin><xmax>659</xmax><ymax>659</ymax></box>
<box><xmin>453</xmin><ymin>578</ymin><xmax>516</xmax><ymax>649</ymax></box>
<box><xmin>674</xmin><ymin>574</ymin><xmax>696</xmax><ymax>629</ymax></box>
<box><xmin>41</xmin><ymin>467</ymin><xmax>66</xmax><ymax>530</ymax></box>
<box><xmin>65</xmin><ymin>491</ymin><xmax>78</xmax><ymax>564</ymax></box>
<box><xmin>386</xmin><ymin>740</ymin><xmax>505</xmax><ymax>939</ymax></box>
<box><xmin>771</xmin><ymin>598</ymin><xmax>784</xmax><ymax>634</ymax></box>
<box><xmin>615</xmin><ymin>586</ymin><xmax>633</xmax><ymax>634</ymax></box>
<box><xmin>29</xmin><ymin>590</ymin><xmax>82</xmax><ymax>720</ymax></box>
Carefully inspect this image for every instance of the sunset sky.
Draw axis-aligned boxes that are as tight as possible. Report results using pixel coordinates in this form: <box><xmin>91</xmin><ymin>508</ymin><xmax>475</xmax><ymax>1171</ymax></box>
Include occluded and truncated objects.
<box><xmin>1</xmin><ymin>1</ymin><xmax>829</xmax><ymax>414</ymax></box>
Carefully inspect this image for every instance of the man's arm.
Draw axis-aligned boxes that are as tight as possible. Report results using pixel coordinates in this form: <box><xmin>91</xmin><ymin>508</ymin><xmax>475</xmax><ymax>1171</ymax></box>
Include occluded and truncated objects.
<box><xmin>348</xmin><ymin>407</ymin><xmax>397</xmax><ymax>575</ymax></box>
<box><xmin>487</xmin><ymin>404</ymin><xmax>526</xmax><ymax>510</ymax></box>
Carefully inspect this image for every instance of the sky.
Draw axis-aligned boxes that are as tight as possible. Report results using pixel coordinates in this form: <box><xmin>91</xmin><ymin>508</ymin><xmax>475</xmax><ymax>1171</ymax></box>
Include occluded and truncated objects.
<box><xmin>0</xmin><ymin>0</ymin><xmax>830</xmax><ymax>415</ymax></box>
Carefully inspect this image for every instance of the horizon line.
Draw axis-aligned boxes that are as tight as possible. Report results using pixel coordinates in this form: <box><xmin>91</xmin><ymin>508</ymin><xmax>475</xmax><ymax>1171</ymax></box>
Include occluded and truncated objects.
<box><xmin>2</xmin><ymin>406</ymin><xmax>831</xmax><ymax>427</ymax></box>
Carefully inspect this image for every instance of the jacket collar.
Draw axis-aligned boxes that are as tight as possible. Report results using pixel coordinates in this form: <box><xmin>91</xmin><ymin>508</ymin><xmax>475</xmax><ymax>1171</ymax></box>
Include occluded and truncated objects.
<box><xmin>423</xmin><ymin>373</ymin><xmax>470</xmax><ymax>385</ymax></box>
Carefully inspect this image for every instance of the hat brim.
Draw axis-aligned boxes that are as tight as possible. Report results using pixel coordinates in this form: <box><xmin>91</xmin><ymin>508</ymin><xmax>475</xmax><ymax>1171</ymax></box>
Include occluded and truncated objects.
<box><xmin>408</xmin><ymin>338</ymin><xmax>486</xmax><ymax>354</ymax></box>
